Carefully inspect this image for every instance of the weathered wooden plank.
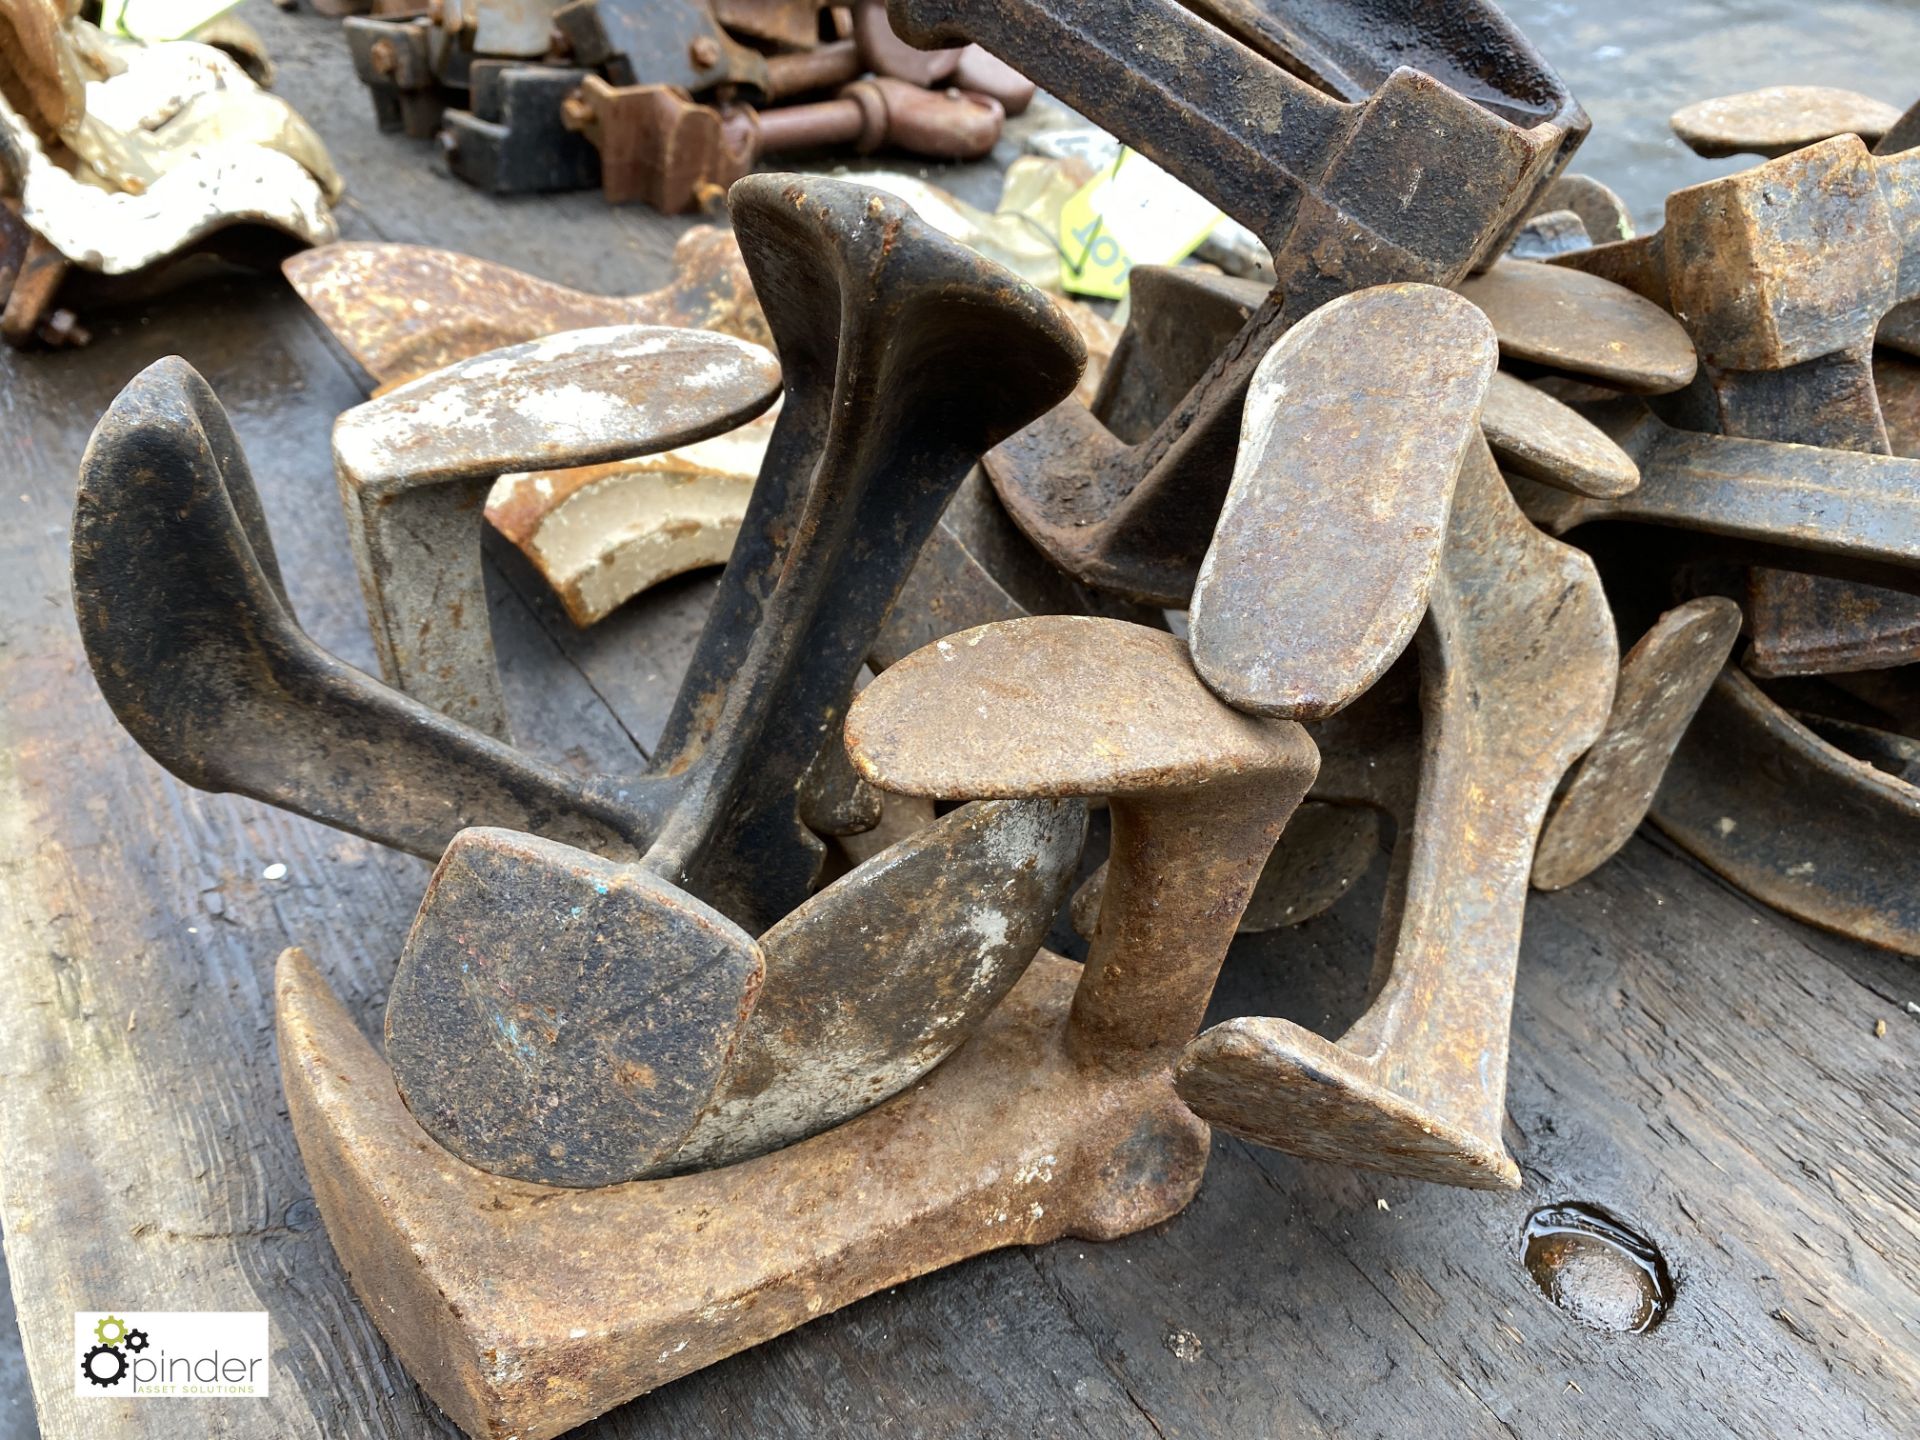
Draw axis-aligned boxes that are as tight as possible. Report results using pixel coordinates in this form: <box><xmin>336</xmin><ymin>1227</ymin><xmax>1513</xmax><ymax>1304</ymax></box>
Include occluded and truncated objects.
<box><xmin>0</xmin><ymin>273</ymin><xmax>456</xmax><ymax>1440</ymax></box>
<box><xmin>1199</xmin><ymin>832</ymin><xmax>1920</xmax><ymax>1440</ymax></box>
<box><xmin>1005</xmin><ymin>826</ymin><xmax>1917</xmax><ymax>1440</ymax></box>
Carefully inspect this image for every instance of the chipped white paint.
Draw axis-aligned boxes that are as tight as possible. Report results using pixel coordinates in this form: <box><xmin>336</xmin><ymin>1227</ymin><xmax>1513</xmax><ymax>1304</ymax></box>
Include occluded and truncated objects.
<box><xmin>0</xmin><ymin>26</ymin><xmax>339</xmax><ymax>275</ymax></box>
<box><xmin>488</xmin><ymin>416</ymin><xmax>772</xmax><ymax>626</ymax></box>
<box><xmin>1013</xmin><ymin>1154</ymin><xmax>1057</xmax><ymax>1185</ymax></box>
<box><xmin>333</xmin><ymin>326</ymin><xmax>778</xmax><ymax>491</ymax></box>
<box><xmin>510</xmin><ymin>383</ymin><xmax>633</xmax><ymax>447</ymax></box>
<box><xmin>449</xmin><ymin>325</ymin><xmax>679</xmax><ymax>384</ymax></box>
<box><xmin>84</xmin><ymin>37</ymin><xmax>239</xmax><ymax>133</ymax></box>
<box><xmin>326</xmin><ymin>320</ymin><xmax>773</xmax><ymax>736</ymax></box>
<box><xmin>3</xmin><ymin>92</ymin><xmax>335</xmax><ymax>274</ymax></box>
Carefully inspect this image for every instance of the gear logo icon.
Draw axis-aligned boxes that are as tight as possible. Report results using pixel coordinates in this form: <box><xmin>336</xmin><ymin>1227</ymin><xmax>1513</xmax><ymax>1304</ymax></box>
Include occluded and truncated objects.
<box><xmin>93</xmin><ymin>1315</ymin><xmax>128</xmax><ymax>1347</ymax></box>
<box><xmin>81</xmin><ymin>1343</ymin><xmax>127</xmax><ymax>1387</ymax></box>
<box><xmin>123</xmin><ymin>1328</ymin><xmax>150</xmax><ymax>1354</ymax></box>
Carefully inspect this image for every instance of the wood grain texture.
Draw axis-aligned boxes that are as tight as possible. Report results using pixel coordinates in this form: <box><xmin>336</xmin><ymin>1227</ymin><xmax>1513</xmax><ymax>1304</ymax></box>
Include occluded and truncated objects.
<box><xmin>2</xmin><ymin>3</ymin><xmax>1919</xmax><ymax>1438</ymax></box>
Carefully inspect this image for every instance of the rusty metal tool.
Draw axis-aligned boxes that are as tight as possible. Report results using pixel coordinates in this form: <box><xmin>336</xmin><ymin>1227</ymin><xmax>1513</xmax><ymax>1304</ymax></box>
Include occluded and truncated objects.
<box><xmin>0</xmin><ymin>17</ymin><xmax>343</xmax><ymax>292</ymax></box>
<box><xmin>630</xmin><ymin>176</ymin><xmax>1080</xmax><ymax>931</ymax></box>
<box><xmin>1510</xmin><ymin>400</ymin><xmax>1920</xmax><ymax>598</ymax></box>
<box><xmin>390</xmin><ymin>824</ymin><xmax>770</xmax><ymax>1186</ymax></box>
<box><xmin>79</xmin><ymin>176</ymin><xmax>1079</xmax><ymax>916</ymax></box>
<box><xmin>870</xmin><ymin>464</ymin><xmax>1165</xmax><ymax>672</ymax></box>
<box><xmin>554</xmin><ymin>44</ymin><xmax>876</xmax><ymax>210</ymax></box>
<box><xmin>834</xmin><ymin>788</ymin><xmax>937</xmax><ymax>869</ymax></box>
<box><xmin>440</xmin><ymin>63</ymin><xmax>602</xmax><ymax>194</ymax></box>
<box><xmin>280</xmin><ymin>931</ymin><xmax>1210</xmax><ymax>1440</ymax></box>
<box><xmin>346</xmin><ymin>16</ymin><xmax>449</xmax><ymax>140</ymax></box>
<box><xmin>283</xmin><ymin>225</ymin><xmax>770</xmax><ymax>387</ymax></box>
<box><xmin>661</xmin><ymin>794</ymin><xmax>1086</xmax><ymax>1170</ymax></box>
<box><xmin>1883</xmin><ymin>97</ymin><xmax>1920</xmax><ymax>157</ymax></box>
<box><xmin>715</xmin><ymin>0</ymin><xmax>830</xmax><ymax>50</ymax></box>
<box><xmin>1796</xmin><ymin>710</ymin><xmax>1920</xmax><ymax>782</ymax></box>
<box><xmin>883</xmin><ymin>0</ymin><xmax>1586</xmax><ymax>605</ymax></box>
<box><xmin>1657</xmin><ymin>136</ymin><xmax>1920</xmax><ymax>676</ymax></box>
<box><xmin>1670</xmin><ymin>87</ymin><xmax>1920</xmax><ymax>367</ymax></box>
<box><xmin>1553</xmin><ymin>129</ymin><xmax>1920</xmax><ymax>360</ymax></box>
<box><xmin>562</xmin><ymin>75</ymin><xmax>1003</xmax><ymax>211</ymax></box>
<box><xmin>490</xmin><ymin>413</ymin><xmax>1146</xmax><ymax>648</ymax></box>
<box><xmin>1659</xmin><ymin>136</ymin><xmax>1914</xmax><ymax>453</ymax></box>
<box><xmin>1164</xmin><ymin>0</ymin><xmax>1569</xmax><ymax>139</ymax></box>
<box><xmin>554</xmin><ymin>0</ymin><xmax>770</xmax><ymax>98</ymax></box>
<box><xmin>1650</xmin><ymin>668</ymin><xmax>1920</xmax><ymax>954</ymax></box>
<box><xmin>75</xmin><ymin>358</ymin><xmax>672</xmax><ymax>862</ymax></box>
<box><xmin>1508</xmin><ymin>397</ymin><xmax>1920</xmax><ymax>944</ymax></box>
<box><xmin>1456</xmin><ymin>258</ymin><xmax>1697</xmax><ymax>395</ymax></box>
<box><xmin>388</xmin><ymin>789</ymin><xmax>1084</xmax><ymax>1185</ymax></box>
<box><xmin>331</xmin><ymin>324</ymin><xmax>778</xmax><ymax>738</ymax></box>
<box><xmin>1508</xmin><ymin>208</ymin><xmax>1591</xmax><ymax>261</ymax></box>
<box><xmin>734</xmin><ymin>73</ymin><xmax>1002</xmax><ymax>157</ymax></box>
<box><xmin>376</xmin><ymin>175</ymin><xmax>1082</xmax><ymax>1182</ymax></box>
<box><xmin>84</xmin><ymin>177</ymin><xmax>1087</xmax><ymax>1189</ymax></box>
<box><xmin>1065</xmin><ymin>261</ymin><xmax>1280</xmax><ymax>447</ymax></box>
<box><xmin>759</xmin><ymin>38</ymin><xmax>865</xmax><ymax>100</ymax></box>
<box><xmin>1189</xmin><ymin>284</ymin><xmax>1497</xmax><ymax>721</ymax></box>
<box><xmin>855</xmin><ymin>0</ymin><xmax>958</xmax><ymax>85</ymax></box>
<box><xmin>1534</xmin><ymin>171</ymin><xmax>1634</xmax><ymax>247</ymax></box>
<box><xmin>1670</xmin><ymin>86</ymin><xmax>1906</xmax><ymax>160</ymax></box>
<box><xmin>1879</xmin><ymin>100</ymin><xmax>1920</xmax><ymax>372</ymax></box>
<box><xmin>1097</xmin><ymin>264</ymin><xmax>1639</xmax><ymax>503</ymax></box>
<box><xmin>851</xmin><ymin>0</ymin><xmax>1032</xmax><ymax>113</ymax></box>
<box><xmin>1481</xmin><ymin>370</ymin><xmax>1640</xmax><ymax>498</ymax></box>
<box><xmin>283</xmin><ymin>232</ymin><xmax>1127</xmax><ymax>651</ymax></box>
<box><xmin>1880</xmin><ymin>348</ymin><xmax>1920</xmax><ymax>457</ymax></box>
<box><xmin>847</xmin><ymin>616</ymin><xmax>1320</xmax><ymax>1075</ymax></box>
<box><xmin>1087</xmin><ymin>266</ymin><xmax>1265</xmax><ymax>447</ymax></box>
<box><xmin>1069</xmin><ymin>801</ymin><xmax>1382</xmax><ymax>939</ymax></box>
<box><xmin>1571</xmin><ymin>134</ymin><xmax>1920</xmax><ymax>947</ymax></box>
<box><xmin>1176</xmin><ymin>439</ymin><xmax>1617</xmax><ymax>1189</ymax></box>
<box><xmin>348</xmin><ymin>174</ymin><xmax>1080</xmax><ymax>917</ymax></box>
<box><xmin>558</xmin><ymin>81</ymin><xmax>751</xmax><ymax>213</ymax></box>
<box><xmin>1531</xmin><ymin>597</ymin><xmax>1743</xmax><ymax>891</ymax></box>
<box><xmin>1768</xmin><ymin>667</ymin><xmax>1920</xmax><ymax>743</ymax></box>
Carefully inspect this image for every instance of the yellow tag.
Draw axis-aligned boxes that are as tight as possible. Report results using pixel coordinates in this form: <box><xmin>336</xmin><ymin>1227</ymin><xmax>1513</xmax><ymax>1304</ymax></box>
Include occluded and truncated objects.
<box><xmin>1057</xmin><ymin>149</ymin><xmax>1224</xmax><ymax>300</ymax></box>
<box><xmin>100</xmin><ymin>0</ymin><xmax>245</xmax><ymax>43</ymax></box>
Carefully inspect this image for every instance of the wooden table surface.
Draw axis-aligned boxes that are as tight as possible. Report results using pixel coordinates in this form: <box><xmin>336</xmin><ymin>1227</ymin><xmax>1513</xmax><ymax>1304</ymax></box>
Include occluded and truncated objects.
<box><xmin>3</xmin><ymin>4</ymin><xmax>1918</xmax><ymax>1437</ymax></box>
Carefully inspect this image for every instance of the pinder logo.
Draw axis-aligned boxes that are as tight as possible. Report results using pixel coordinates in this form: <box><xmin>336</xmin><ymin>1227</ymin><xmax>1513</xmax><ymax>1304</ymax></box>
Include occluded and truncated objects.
<box><xmin>74</xmin><ymin>1312</ymin><xmax>269</xmax><ymax>1398</ymax></box>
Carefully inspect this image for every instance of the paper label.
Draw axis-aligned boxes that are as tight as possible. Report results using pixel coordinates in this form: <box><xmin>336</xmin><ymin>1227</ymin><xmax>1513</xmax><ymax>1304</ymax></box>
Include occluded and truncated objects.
<box><xmin>1057</xmin><ymin>149</ymin><xmax>1223</xmax><ymax>299</ymax></box>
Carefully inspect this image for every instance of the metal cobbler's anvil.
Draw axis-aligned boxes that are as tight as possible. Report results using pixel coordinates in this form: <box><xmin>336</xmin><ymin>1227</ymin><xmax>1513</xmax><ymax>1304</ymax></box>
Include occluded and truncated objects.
<box><xmin>277</xmin><ymin>948</ymin><xmax>1208</xmax><ymax>1440</ymax></box>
